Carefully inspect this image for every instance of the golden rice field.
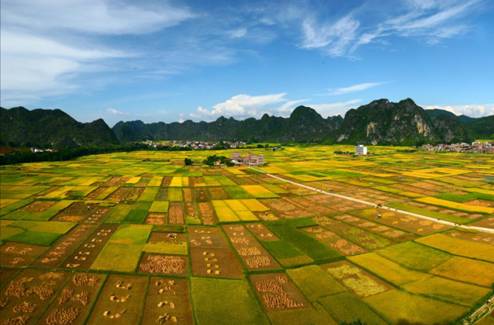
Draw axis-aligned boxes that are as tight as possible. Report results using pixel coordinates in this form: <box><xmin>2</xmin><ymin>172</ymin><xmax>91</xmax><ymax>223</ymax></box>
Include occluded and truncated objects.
<box><xmin>0</xmin><ymin>145</ymin><xmax>493</xmax><ymax>324</ymax></box>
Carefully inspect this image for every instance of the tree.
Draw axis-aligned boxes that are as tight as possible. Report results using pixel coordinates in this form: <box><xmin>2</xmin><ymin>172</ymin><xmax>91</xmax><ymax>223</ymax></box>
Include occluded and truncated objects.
<box><xmin>184</xmin><ymin>158</ymin><xmax>193</xmax><ymax>166</ymax></box>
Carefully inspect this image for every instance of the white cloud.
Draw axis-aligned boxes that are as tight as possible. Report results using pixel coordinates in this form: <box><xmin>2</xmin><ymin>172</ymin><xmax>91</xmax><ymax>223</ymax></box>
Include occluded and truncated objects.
<box><xmin>228</xmin><ymin>27</ymin><xmax>248</xmax><ymax>39</ymax></box>
<box><xmin>2</xmin><ymin>0</ymin><xmax>194</xmax><ymax>35</ymax></box>
<box><xmin>1</xmin><ymin>29</ymin><xmax>128</xmax><ymax>105</ymax></box>
<box><xmin>424</xmin><ymin>104</ymin><xmax>494</xmax><ymax>117</ymax></box>
<box><xmin>191</xmin><ymin>93</ymin><xmax>362</xmax><ymax>120</ymax></box>
<box><xmin>301</xmin><ymin>15</ymin><xmax>360</xmax><ymax>56</ymax></box>
<box><xmin>1</xmin><ymin>0</ymin><xmax>195</xmax><ymax>106</ymax></box>
<box><xmin>202</xmin><ymin>93</ymin><xmax>287</xmax><ymax>117</ymax></box>
<box><xmin>294</xmin><ymin>0</ymin><xmax>482</xmax><ymax>57</ymax></box>
<box><xmin>106</xmin><ymin>107</ymin><xmax>128</xmax><ymax>115</ymax></box>
<box><xmin>309</xmin><ymin>99</ymin><xmax>362</xmax><ymax>117</ymax></box>
<box><xmin>277</xmin><ymin>99</ymin><xmax>309</xmax><ymax>113</ymax></box>
<box><xmin>191</xmin><ymin>93</ymin><xmax>306</xmax><ymax>120</ymax></box>
<box><xmin>328</xmin><ymin>82</ymin><xmax>385</xmax><ymax>96</ymax></box>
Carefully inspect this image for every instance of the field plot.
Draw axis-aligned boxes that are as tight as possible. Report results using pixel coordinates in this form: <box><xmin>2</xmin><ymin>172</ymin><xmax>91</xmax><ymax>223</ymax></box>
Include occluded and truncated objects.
<box><xmin>40</xmin><ymin>273</ymin><xmax>105</xmax><ymax>325</ymax></box>
<box><xmin>0</xmin><ymin>269</ymin><xmax>68</xmax><ymax>324</ymax></box>
<box><xmin>141</xmin><ymin>277</ymin><xmax>193</xmax><ymax>325</ymax></box>
<box><xmin>87</xmin><ymin>274</ymin><xmax>148</xmax><ymax>325</ymax></box>
<box><xmin>1</xmin><ymin>146</ymin><xmax>493</xmax><ymax>324</ymax></box>
<box><xmin>191</xmin><ymin>277</ymin><xmax>269</xmax><ymax>325</ymax></box>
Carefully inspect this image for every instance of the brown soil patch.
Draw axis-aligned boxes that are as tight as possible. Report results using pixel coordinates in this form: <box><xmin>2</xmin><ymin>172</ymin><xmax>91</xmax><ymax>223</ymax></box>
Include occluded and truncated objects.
<box><xmin>360</xmin><ymin>208</ymin><xmax>450</xmax><ymax>235</ymax></box>
<box><xmin>264</xmin><ymin>198</ymin><xmax>312</xmax><ymax>218</ymax></box>
<box><xmin>190</xmin><ymin>247</ymin><xmax>243</xmax><ymax>279</ymax></box>
<box><xmin>107</xmin><ymin>187</ymin><xmax>143</xmax><ymax>203</ymax></box>
<box><xmin>141</xmin><ymin>277</ymin><xmax>193</xmax><ymax>325</ymax></box>
<box><xmin>168</xmin><ymin>203</ymin><xmax>184</xmax><ymax>225</ymax></box>
<box><xmin>188</xmin><ymin>226</ymin><xmax>228</xmax><ymax>248</ymax></box>
<box><xmin>448</xmin><ymin>230</ymin><xmax>494</xmax><ymax>245</ymax></box>
<box><xmin>0</xmin><ymin>269</ymin><xmax>18</xmax><ymax>290</ymax></box>
<box><xmin>86</xmin><ymin>186</ymin><xmax>111</xmax><ymax>200</ymax></box>
<box><xmin>87</xmin><ymin>274</ymin><xmax>147</xmax><ymax>325</ymax></box>
<box><xmin>54</xmin><ymin>202</ymin><xmax>108</xmax><ymax>224</ymax></box>
<box><xmin>139</xmin><ymin>254</ymin><xmax>187</xmax><ymax>276</ymax></box>
<box><xmin>198</xmin><ymin>202</ymin><xmax>216</xmax><ymax>225</ymax></box>
<box><xmin>161</xmin><ymin>177</ymin><xmax>172</xmax><ymax>187</ymax></box>
<box><xmin>465</xmin><ymin>199</ymin><xmax>494</xmax><ymax>207</ymax></box>
<box><xmin>63</xmin><ymin>225</ymin><xmax>117</xmax><ymax>269</ymax></box>
<box><xmin>183</xmin><ymin>188</ymin><xmax>193</xmax><ymax>202</ymax></box>
<box><xmin>184</xmin><ymin>202</ymin><xmax>196</xmax><ymax>219</ymax></box>
<box><xmin>145</xmin><ymin>213</ymin><xmax>166</xmax><ymax>225</ymax></box>
<box><xmin>194</xmin><ymin>189</ymin><xmax>210</xmax><ymax>202</ymax></box>
<box><xmin>103</xmin><ymin>176</ymin><xmax>129</xmax><ymax>187</ymax></box>
<box><xmin>470</xmin><ymin>217</ymin><xmax>494</xmax><ymax>229</ymax></box>
<box><xmin>343</xmin><ymin>216</ymin><xmax>415</xmax><ymax>241</ymax></box>
<box><xmin>148</xmin><ymin>232</ymin><xmax>186</xmax><ymax>245</ymax></box>
<box><xmin>250</xmin><ymin>273</ymin><xmax>307</xmax><ymax>311</ymax></box>
<box><xmin>155</xmin><ymin>188</ymin><xmax>168</xmax><ymax>200</ymax></box>
<box><xmin>40</xmin><ymin>273</ymin><xmax>104</xmax><ymax>325</ymax></box>
<box><xmin>0</xmin><ymin>243</ymin><xmax>48</xmax><ymax>267</ymax></box>
<box><xmin>208</xmin><ymin>187</ymin><xmax>229</xmax><ymax>200</ymax></box>
<box><xmin>0</xmin><ymin>269</ymin><xmax>67</xmax><ymax>325</ymax></box>
<box><xmin>315</xmin><ymin>216</ymin><xmax>390</xmax><ymax>250</ymax></box>
<box><xmin>22</xmin><ymin>201</ymin><xmax>55</xmax><ymax>212</ymax></box>
<box><xmin>223</xmin><ymin>225</ymin><xmax>279</xmax><ymax>271</ymax></box>
<box><xmin>246</xmin><ymin>223</ymin><xmax>279</xmax><ymax>241</ymax></box>
<box><xmin>304</xmin><ymin>226</ymin><xmax>366</xmax><ymax>256</ymax></box>
<box><xmin>34</xmin><ymin>225</ymin><xmax>96</xmax><ymax>268</ymax></box>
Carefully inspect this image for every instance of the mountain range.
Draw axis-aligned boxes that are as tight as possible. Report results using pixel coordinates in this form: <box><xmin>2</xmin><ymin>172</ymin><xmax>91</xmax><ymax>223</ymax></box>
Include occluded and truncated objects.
<box><xmin>1</xmin><ymin>98</ymin><xmax>492</xmax><ymax>148</ymax></box>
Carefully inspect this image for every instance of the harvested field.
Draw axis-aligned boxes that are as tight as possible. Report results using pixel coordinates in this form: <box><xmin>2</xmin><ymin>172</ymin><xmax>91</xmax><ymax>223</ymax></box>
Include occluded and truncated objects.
<box><xmin>323</xmin><ymin>261</ymin><xmax>390</xmax><ymax>297</ymax></box>
<box><xmin>63</xmin><ymin>224</ymin><xmax>117</xmax><ymax>269</ymax></box>
<box><xmin>40</xmin><ymin>273</ymin><xmax>105</xmax><ymax>325</ymax></box>
<box><xmin>250</xmin><ymin>273</ymin><xmax>308</xmax><ymax>311</ymax></box>
<box><xmin>0</xmin><ymin>269</ymin><xmax>67</xmax><ymax>325</ymax></box>
<box><xmin>141</xmin><ymin>277</ymin><xmax>193</xmax><ymax>325</ymax></box>
<box><xmin>0</xmin><ymin>242</ymin><xmax>48</xmax><ymax>267</ymax></box>
<box><xmin>139</xmin><ymin>254</ymin><xmax>187</xmax><ymax>275</ymax></box>
<box><xmin>223</xmin><ymin>224</ymin><xmax>280</xmax><ymax>270</ymax></box>
<box><xmin>168</xmin><ymin>203</ymin><xmax>184</xmax><ymax>225</ymax></box>
<box><xmin>86</xmin><ymin>274</ymin><xmax>147</xmax><ymax>325</ymax></box>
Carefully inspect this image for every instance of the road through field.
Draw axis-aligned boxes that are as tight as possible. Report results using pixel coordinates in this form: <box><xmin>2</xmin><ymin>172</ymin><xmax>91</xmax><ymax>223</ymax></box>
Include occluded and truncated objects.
<box><xmin>250</xmin><ymin>168</ymin><xmax>494</xmax><ymax>235</ymax></box>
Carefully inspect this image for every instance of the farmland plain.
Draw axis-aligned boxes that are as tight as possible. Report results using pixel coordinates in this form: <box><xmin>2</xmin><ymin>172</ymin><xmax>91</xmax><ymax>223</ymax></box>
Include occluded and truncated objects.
<box><xmin>1</xmin><ymin>145</ymin><xmax>493</xmax><ymax>324</ymax></box>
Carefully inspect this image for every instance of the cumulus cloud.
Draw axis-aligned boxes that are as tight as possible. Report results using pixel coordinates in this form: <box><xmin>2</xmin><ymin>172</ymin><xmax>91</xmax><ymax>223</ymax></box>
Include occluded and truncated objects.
<box><xmin>328</xmin><ymin>82</ymin><xmax>385</xmax><ymax>96</ymax></box>
<box><xmin>191</xmin><ymin>93</ymin><xmax>361</xmax><ymax>120</ymax></box>
<box><xmin>192</xmin><ymin>93</ymin><xmax>288</xmax><ymax>119</ymax></box>
<box><xmin>424</xmin><ymin>104</ymin><xmax>494</xmax><ymax>117</ymax></box>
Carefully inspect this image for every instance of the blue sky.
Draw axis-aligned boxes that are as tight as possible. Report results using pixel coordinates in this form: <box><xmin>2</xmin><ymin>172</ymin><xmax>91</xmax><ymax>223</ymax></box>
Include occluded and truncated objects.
<box><xmin>1</xmin><ymin>0</ymin><xmax>493</xmax><ymax>125</ymax></box>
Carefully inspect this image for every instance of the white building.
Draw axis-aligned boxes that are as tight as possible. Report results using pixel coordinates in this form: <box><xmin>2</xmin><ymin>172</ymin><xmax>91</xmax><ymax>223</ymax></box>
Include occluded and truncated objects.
<box><xmin>231</xmin><ymin>153</ymin><xmax>265</xmax><ymax>166</ymax></box>
<box><xmin>355</xmin><ymin>145</ymin><xmax>368</xmax><ymax>156</ymax></box>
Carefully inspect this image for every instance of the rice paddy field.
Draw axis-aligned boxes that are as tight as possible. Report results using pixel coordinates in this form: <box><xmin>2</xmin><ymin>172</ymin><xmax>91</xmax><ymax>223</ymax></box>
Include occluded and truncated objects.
<box><xmin>1</xmin><ymin>145</ymin><xmax>493</xmax><ymax>324</ymax></box>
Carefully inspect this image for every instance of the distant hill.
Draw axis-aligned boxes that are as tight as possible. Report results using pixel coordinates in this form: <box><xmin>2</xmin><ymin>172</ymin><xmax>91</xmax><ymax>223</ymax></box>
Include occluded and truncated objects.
<box><xmin>336</xmin><ymin>98</ymin><xmax>473</xmax><ymax>145</ymax></box>
<box><xmin>0</xmin><ymin>106</ymin><xmax>118</xmax><ymax>148</ymax></box>
<box><xmin>1</xmin><ymin>99</ymin><xmax>492</xmax><ymax>148</ymax></box>
<box><xmin>112</xmin><ymin>106</ymin><xmax>343</xmax><ymax>143</ymax></box>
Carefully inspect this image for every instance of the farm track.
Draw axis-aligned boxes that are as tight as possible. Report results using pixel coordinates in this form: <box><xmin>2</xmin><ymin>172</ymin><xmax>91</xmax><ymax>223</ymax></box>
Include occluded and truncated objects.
<box><xmin>251</xmin><ymin>168</ymin><xmax>494</xmax><ymax>235</ymax></box>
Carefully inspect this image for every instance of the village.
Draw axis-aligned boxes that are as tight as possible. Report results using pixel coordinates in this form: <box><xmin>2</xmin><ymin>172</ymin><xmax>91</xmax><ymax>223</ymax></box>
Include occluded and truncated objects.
<box><xmin>421</xmin><ymin>141</ymin><xmax>494</xmax><ymax>153</ymax></box>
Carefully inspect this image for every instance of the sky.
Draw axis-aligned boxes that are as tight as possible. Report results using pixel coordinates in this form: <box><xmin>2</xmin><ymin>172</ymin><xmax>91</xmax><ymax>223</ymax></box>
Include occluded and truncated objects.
<box><xmin>1</xmin><ymin>0</ymin><xmax>493</xmax><ymax>126</ymax></box>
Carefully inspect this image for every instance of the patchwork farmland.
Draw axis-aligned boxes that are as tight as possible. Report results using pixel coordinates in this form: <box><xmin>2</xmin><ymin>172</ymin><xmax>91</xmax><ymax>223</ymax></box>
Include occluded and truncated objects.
<box><xmin>1</xmin><ymin>146</ymin><xmax>494</xmax><ymax>324</ymax></box>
